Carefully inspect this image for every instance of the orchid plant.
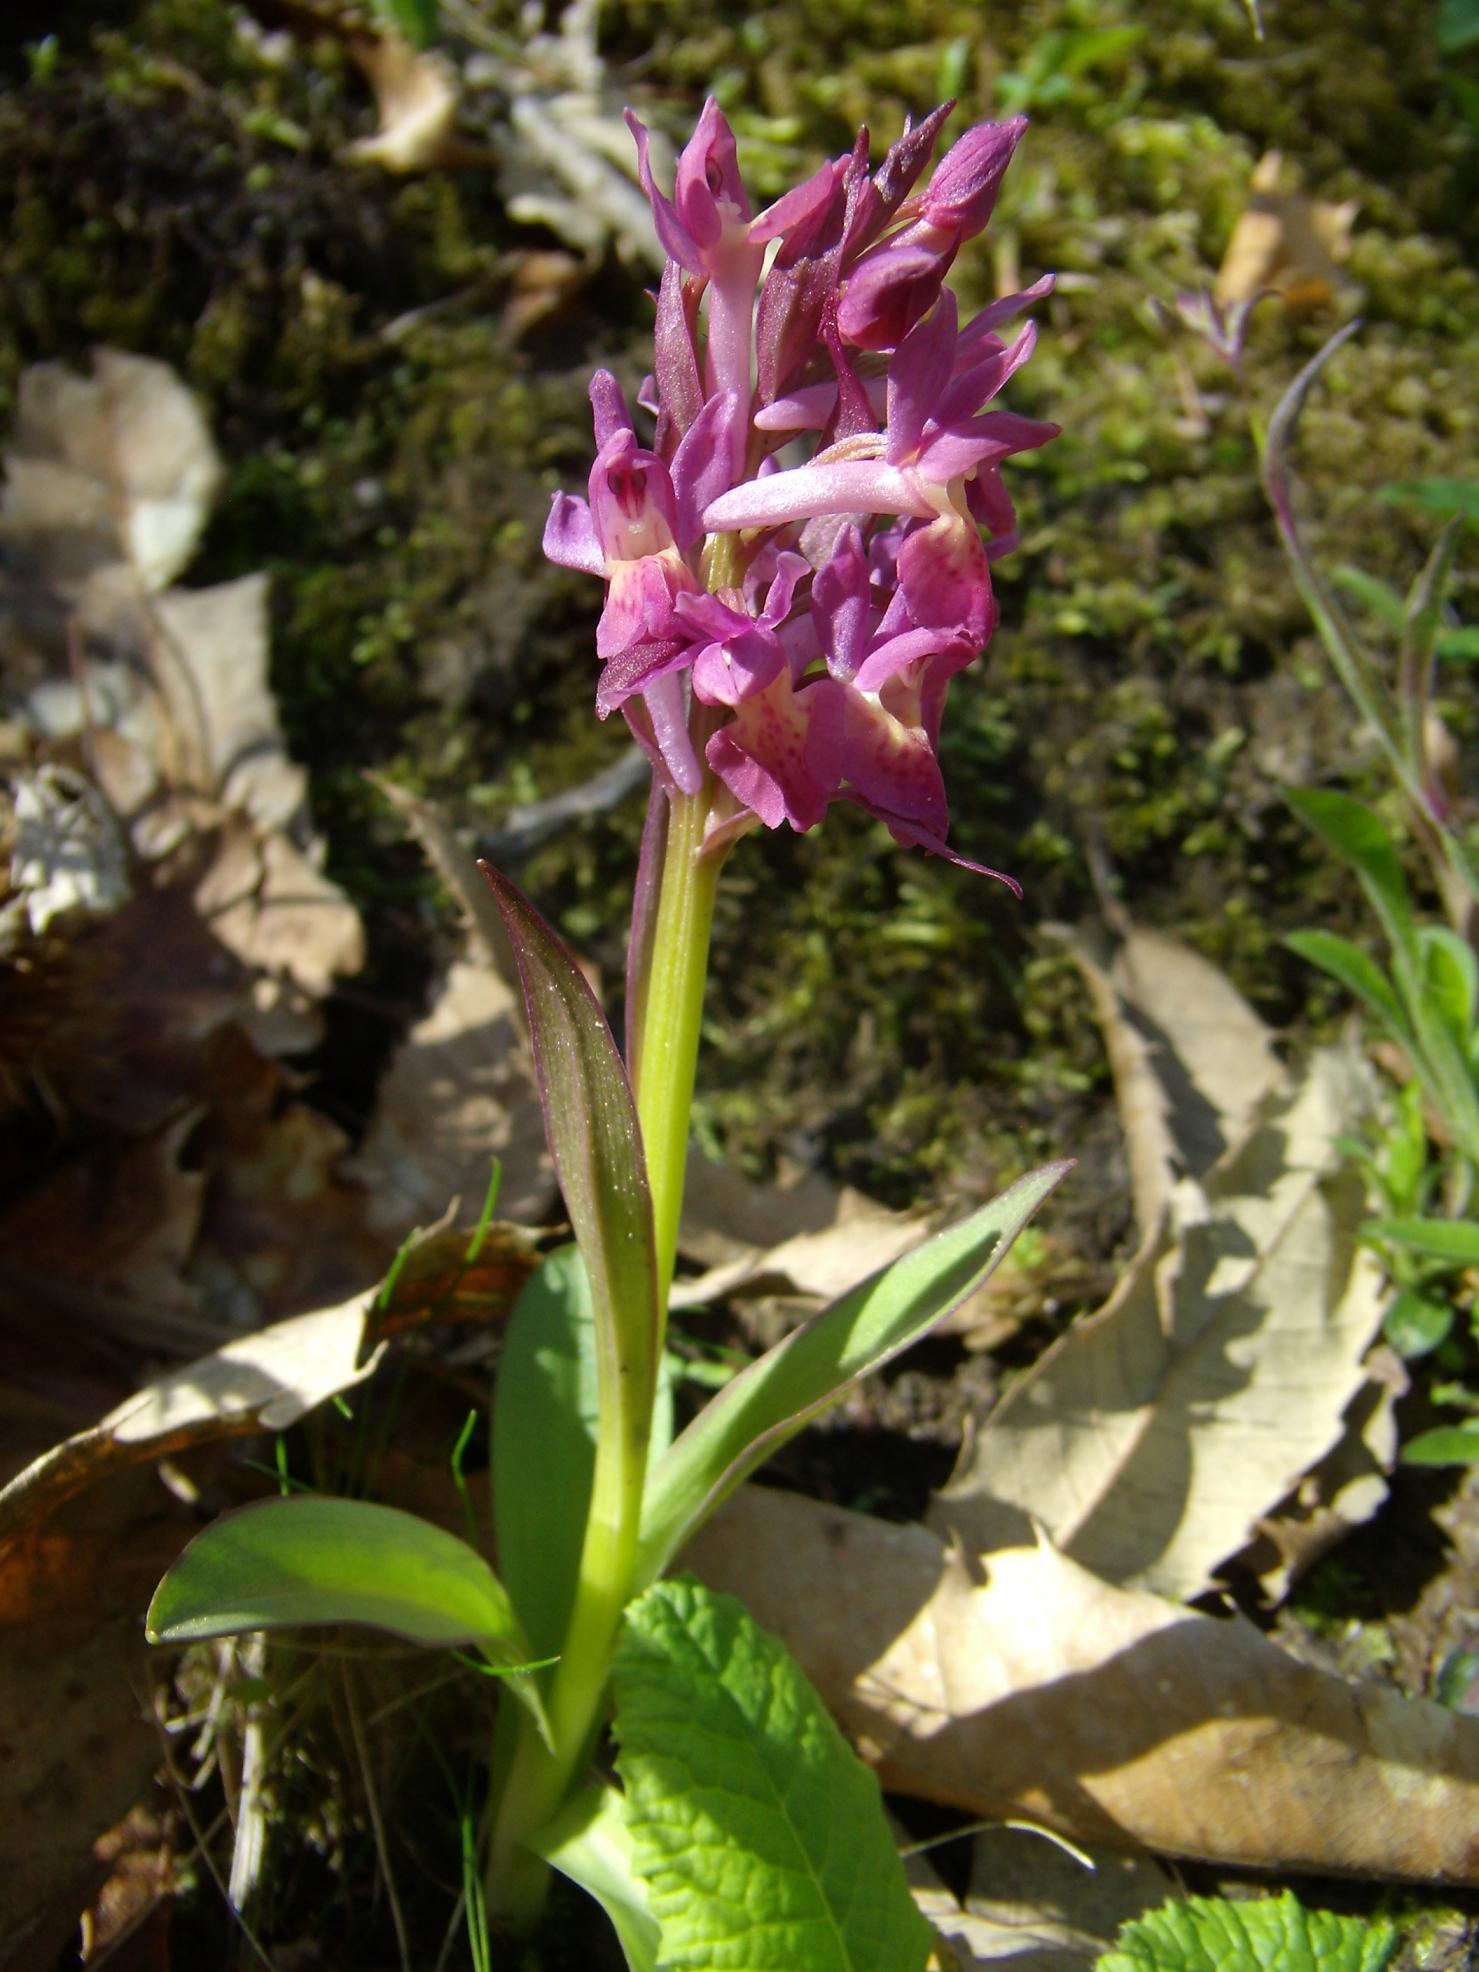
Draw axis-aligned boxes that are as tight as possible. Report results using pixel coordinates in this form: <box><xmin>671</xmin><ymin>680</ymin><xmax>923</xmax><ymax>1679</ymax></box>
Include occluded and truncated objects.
<box><xmin>147</xmin><ymin>97</ymin><xmax>1067</xmax><ymax>1969</ymax></box>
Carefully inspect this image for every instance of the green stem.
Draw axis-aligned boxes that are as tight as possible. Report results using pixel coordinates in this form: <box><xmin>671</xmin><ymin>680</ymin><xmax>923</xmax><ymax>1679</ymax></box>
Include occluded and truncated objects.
<box><xmin>633</xmin><ymin>784</ymin><xmax>724</xmax><ymax>1315</ymax></box>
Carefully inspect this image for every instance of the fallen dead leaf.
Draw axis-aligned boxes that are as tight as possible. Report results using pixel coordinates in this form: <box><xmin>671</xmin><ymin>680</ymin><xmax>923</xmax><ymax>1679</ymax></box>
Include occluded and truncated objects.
<box><xmin>151</xmin><ymin>573</ymin><xmax>306</xmax><ymax>831</ymax></box>
<box><xmin>0</xmin><ymin>1464</ymin><xmax>188</xmax><ymax>1972</ymax></box>
<box><xmin>673</xmin><ymin>1148</ymin><xmax>927</xmax><ymax>1307</ymax></box>
<box><xmin>345</xmin><ymin>955</ymin><xmax>553</xmax><ymax>1235</ymax></box>
<box><xmin>1215</xmin><ymin>151</ymin><xmax>1358</xmax><ymax>313</ymax></box>
<box><xmin>0</xmin><ymin>350</ymin><xmax>221</xmax><ymax>608</ymax></box>
<box><xmin>688</xmin><ymin>1485</ymin><xmax>1479</xmax><ymax>1885</ymax></box>
<box><xmin>909</xmin><ymin>1826</ymin><xmax>1174</xmax><ymax>1971</ymax></box>
<box><xmin>343</xmin><ymin>30</ymin><xmax>488</xmax><ymax>174</ymax></box>
<box><xmin>929</xmin><ymin>1047</ymin><xmax>1388</xmax><ymax>1600</ymax></box>
<box><xmin>1048</xmin><ymin>921</ymin><xmax>1284</xmax><ymax>1241</ymax></box>
<box><xmin>0</xmin><ymin>1290</ymin><xmax>383</xmax><ymax>1557</ymax></box>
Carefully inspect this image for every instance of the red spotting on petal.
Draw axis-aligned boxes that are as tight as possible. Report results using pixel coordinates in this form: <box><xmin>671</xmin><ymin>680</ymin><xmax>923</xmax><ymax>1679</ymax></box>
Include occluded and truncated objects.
<box><xmin>838</xmin><ymin>687</ymin><xmax>949</xmax><ymax>839</ymax></box>
<box><xmin>706</xmin><ymin>671</ymin><xmax>844</xmax><ymax>831</ymax></box>
<box><xmin>897</xmin><ymin>513</ymin><xmax>996</xmax><ymax>643</ymax></box>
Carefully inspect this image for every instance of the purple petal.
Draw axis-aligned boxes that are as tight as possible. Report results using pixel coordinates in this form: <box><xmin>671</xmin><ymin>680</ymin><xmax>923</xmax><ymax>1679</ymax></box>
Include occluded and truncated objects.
<box><xmin>750</xmin><ymin>155</ymin><xmax>844</xmax><ymax>244</ymax></box>
<box><xmin>869</xmin><ymin>102</ymin><xmax>954</xmax><ymax>224</ymax></box>
<box><xmin>692</xmin><ymin>625</ymin><xmax>785</xmax><ymax>707</ymax></box>
<box><xmin>543</xmin><ymin>492</ymin><xmax>605</xmax><ymax>576</ymax></box>
<box><xmin>961</xmin><ymin>272</ymin><xmax>1055</xmax><ymax>338</ymax></box>
<box><xmin>841</xmin><ymin>794</ymin><xmax>1023</xmax><ymax>892</ymax></box>
<box><xmin>837</xmin><ymin>689</ymin><xmax>949</xmax><ymax>836</ymax></box>
<box><xmin>885</xmin><ymin>292</ymin><xmax>958</xmax><ymax>462</ymax></box>
<box><xmin>706</xmin><ymin>674</ymin><xmax>844</xmax><ymax>831</ymax></box>
<box><xmin>933</xmin><ymin>321</ymin><xmax>1038</xmax><ymax>426</ymax></box>
<box><xmin>674</xmin><ymin>97</ymin><xmax>749</xmax><ymax>248</ymax></box>
<box><xmin>671</xmin><ymin>390</ymin><xmax>743</xmax><ymax>549</ymax></box>
<box><xmin>589</xmin><ymin>370</ymin><xmax>632</xmax><ymax>450</ymax></box>
<box><xmin>643</xmin><ymin>669</ymin><xmax>704</xmax><ymax>794</ymax></box>
<box><xmin>837</xmin><ymin>243</ymin><xmax>947</xmax><ymax>354</ymax></box>
<box><xmin>597</xmin><ymin>636</ymin><xmax>693</xmax><ymax>715</ymax></box>
<box><xmin>897</xmin><ymin>514</ymin><xmax>995</xmax><ymax>641</ymax></box>
<box><xmin>705</xmin><ymin>458</ymin><xmax>933</xmax><ymax>531</ymax></box>
<box><xmin>626</xmin><ymin>110</ymin><xmax>703</xmax><ymax>274</ymax></box>
<box><xmin>920</xmin><ymin>116</ymin><xmax>1027</xmax><ymax>240</ymax></box>
<box><xmin>653</xmin><ymin>261</ymin><xmax>704</xmax><ymax>445</ymax></box>
<box><xmin>852</xmin><ymin>622</ymin><xmax>966</xmax><ymax>693</ymax></box>
<box><xmin>810</xmin><ymin>523</ymin><xmax>871</xmax><ymax>680</ymax></box>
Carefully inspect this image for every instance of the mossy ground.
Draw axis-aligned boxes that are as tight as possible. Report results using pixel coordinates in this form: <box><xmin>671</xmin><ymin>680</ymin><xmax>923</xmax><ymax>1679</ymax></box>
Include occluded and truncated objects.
<box><xmin>4</xmin><ymin>1</ymin><xmax>1478</xmax><ymax>1962</ymax></box>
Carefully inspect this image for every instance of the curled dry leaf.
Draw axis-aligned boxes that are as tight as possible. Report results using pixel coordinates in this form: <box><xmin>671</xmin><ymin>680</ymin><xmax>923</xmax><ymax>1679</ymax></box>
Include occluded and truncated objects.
<box><xmin>1215</xmin><ymin>152</ymin><xmax>1358</xmax><ymax>313</ymax></box>
<box><xmin>0</xmin><ymin>349</ymin><xmax>221</xmax><ymax>606</ymax></box>
<box><xmin>930</xmin><ymin>1047</ymin><xmax>1388</xmax><ymax>1601</ymax></box>
<box><xmin>688</xmin><ymin>1486</ymin><xmax>1479</xmax><ymax>1886</ymax></box>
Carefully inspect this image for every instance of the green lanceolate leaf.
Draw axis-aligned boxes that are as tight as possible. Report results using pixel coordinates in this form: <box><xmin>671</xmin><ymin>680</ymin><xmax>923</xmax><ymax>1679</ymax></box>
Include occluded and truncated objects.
<box><xmin>148</xmin><ymin>1496</ymin><xmax>533</xmax><ymax>1662</ymax></box>
<box><xmin>1383</xmin><ymin>1283</ymin><xmax>1455</xmax><ymax>1357</ymax></box>
<box><xmin>1366</xmin><ymin>1216</ymin><xmax>1479</xmax><ymax>1264</ymax></box>
<box><xmin>494</xmin><ymin>1246</ymin><xmax>676</xmax><ymax>1659</ymax></box>
<box><xmin>1404</xmin><ymin>1421</ymin><xmax>1479</xmax><ymax>1466</ymax></box>
<box><xmin>1287</xmin><ymin>791</ymin><xmax>1479</xmax><ymax>1160</ymax></box>
<box><xmin>494</xmin><ymin>1246</ymin><xmax>600</xmax><ymax>1660</ymax></box>
<box><xmin>637</xmin><ymin>1163</ymin><xmax>1069</xmax><ymax>1584</ymax></box>
<box><xmin>1097</xmin><ymin>1890</ymin><xmax>1397</xmax><ymax>1972</ymax></box>
<box><xmin>1419</xmin><ymin>926</ymin><xmax>1478</xmax><ymax>1048</ymax></box>
<box><xmin>479</xmin><ymin>864</ymin><xmax>660</xmax><ymax>1533</ymax></box>
<box><xmin>1285</xmin><ymin>789</ymin><xmax>1417</xmax><ymax>969</ymax></box>
<box><xmin>533</xmin><ymin>1784</ymin><xmax>661</xmax><ymax>1972</ymax></box>
<box><xmin>1284</xmin><ymin>929</ymin><xmax>1411</xmax><ymax>1049</ymax></box>
<box><xmin>612</xmin><ymin>1578</ymin><xmax>931</xmax><ymax>1972</ymax></box>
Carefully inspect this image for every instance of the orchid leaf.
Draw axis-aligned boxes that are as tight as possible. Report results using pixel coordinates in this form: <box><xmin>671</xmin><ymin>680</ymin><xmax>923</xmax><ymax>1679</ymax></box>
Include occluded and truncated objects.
<box><xmin>1285</xmin><ymin>789</ymin><xmax>1417</xmax><ymax>969</ymax></box>
<box><xmin>147</xmin><ymin>1496</ymin><xmax>533</xmax><ymax>1660</ymax></box>
<box><xmin>637</xmin><ymin>1162</ymin><xmax>1069</xmax><ymax>1582</ymax></box>
<box><xmin>495</xmin><ymin>1245</ymin><xmax>675</xmax><ymax>1658</ymax></box>
<box><xmin>1284</xmin><ymin>929</ymin><xmax>1410</xmax><ymax>1049</ymax></box>
<box><xmin>612</xmin><ymin>1578</ymin><xmax>931</xmax><ymax>1972</ymax></box>
<box><xmin>493</xmin><ymin>1245</ymin><xmax>599</xmax><ymax>1660</ymax></box>
<box><xmin>1366</xmin><ymin>1216</ymin><xmax>1479</xmax><ymax>1265</ymax></box>
<box><xmin>533</xmin><ymin>1784</ymin><xmax>661</xmax><ymax>1972</ymax></box>
<box><xmin>479</xmin><ymin>863</ymin><xmax>660</xmax><ymax>1524</ymax></box>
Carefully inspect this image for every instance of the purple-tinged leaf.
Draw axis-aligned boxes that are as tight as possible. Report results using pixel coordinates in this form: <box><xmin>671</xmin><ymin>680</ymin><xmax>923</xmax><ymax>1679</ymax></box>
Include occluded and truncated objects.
<box><xmin>479</xmin><ymin>863</ymin><xmax>660</xmax><ymax>1466</ymax></box>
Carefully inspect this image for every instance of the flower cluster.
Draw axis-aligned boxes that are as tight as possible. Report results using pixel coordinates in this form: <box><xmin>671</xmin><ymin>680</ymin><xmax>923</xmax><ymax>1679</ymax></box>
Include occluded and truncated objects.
<box><xmin>544</xmin><ymin>98</ymin><xmax>1057</xmax><ymax>876</ymax></box>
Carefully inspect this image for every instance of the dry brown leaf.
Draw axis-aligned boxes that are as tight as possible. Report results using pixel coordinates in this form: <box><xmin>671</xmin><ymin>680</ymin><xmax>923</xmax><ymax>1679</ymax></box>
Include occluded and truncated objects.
<box><xmin>0</xmin><ymin>1464</ymin><xmax>188</xmax><ymax>1972</ymax></box>
<box><xmin>0</xmin><ymin>350</ymin><xmax>221</xmax><ymax>605</ymax></box>
<box><xmin>345</xmin><ymin>956</ymin><xmax>553</xmax><ymax>1236</ymax></box>
<box><xmin>1215</xmin><ymin>152</ymin><xmax>1358</xmax><ymax>312</ymax></box>
<box><xmin>687</xmin><ymin>1486</ymin><xmax>1479</xmax><ymax>1884</ymax></box>
<box><xmin>674</xmin><ymin>1149</ymin><xmax>926</xmax><ymax>1306</ymax></box>
<box><xmin>205</xmin><ymin>826</ymin><xmax>365</xmax><ymax>1014</ymax></box>
<box><xmin>0</xmin><ymin>1292</ymin><xmax>384</xmax><ymax>1550</ymax></box>
<box><xmin>930</xmin><ymin>1048</ymin><xmax>1388</xmax><ymax>1600</ymax></box>
<box><xmin>344</xmin><ymin>31</ymin><xmax>485</xmax><ymax>174</ymax></box>
<box><xmin>909</xmin><ymin>1827</ymin><xmax>1174</xmax><ymax>1971</ymax></box>
<box><xmin>151</xmin><ymin>573</ymin><xmax>307</xmax><ymax>830</ymax></box>
<box><xmin>1049</xmin><ymin>921</ymin><xmax>1283</xmax><ymax>1240</ymax></box>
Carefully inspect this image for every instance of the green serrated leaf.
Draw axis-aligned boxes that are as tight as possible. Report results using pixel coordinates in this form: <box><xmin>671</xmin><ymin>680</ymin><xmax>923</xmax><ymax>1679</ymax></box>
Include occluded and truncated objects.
<box><xmin>613</xmin><ymin>1579</ymin><xmax>931</xmax><ymax>1972</ymax></box>
<box><xmin>1382</xmin><ymin>1283</ymin><xmax>1455</xmax><ymax>1357</ymax></box>
<box><xmin>637</xmin><ymin>1163</ymin><xmax>1069</xmax><ymax>1584</ymax></box>
<box><xmin>1096</xmin><ymin>1889</ymin><xmax>1397</xmax><ymax>1972</ymax></box>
